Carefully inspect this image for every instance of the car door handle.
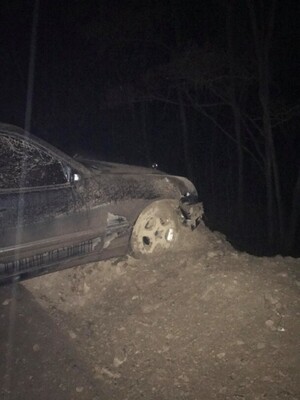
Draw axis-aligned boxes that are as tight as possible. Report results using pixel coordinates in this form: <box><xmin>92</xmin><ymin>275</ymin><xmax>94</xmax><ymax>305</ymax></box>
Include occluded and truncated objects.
<box><xmin>0</xmin><ymin>208</ymin><xmax>7</xmax><ymax>213</ymax></box>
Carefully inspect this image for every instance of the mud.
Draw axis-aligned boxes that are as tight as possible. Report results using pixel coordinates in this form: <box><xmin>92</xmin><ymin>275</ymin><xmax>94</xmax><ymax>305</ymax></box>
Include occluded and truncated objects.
<box><xmin>1</xmin><ymin>224</ymin><xmax>299</xmax><ymax>400</ymax></box>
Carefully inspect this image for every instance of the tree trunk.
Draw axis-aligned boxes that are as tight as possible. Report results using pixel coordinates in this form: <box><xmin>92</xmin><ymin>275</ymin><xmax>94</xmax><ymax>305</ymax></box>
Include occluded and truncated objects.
<box><xmin>130</xmin><ymin>101</ymin><xmax>152</xmax><ymax>165</ymax></box>
<box><xmin>178</xmin><ymin>89</ymin><xmax>193</xmax><ymax>179</ymax></box>
<box><xmin>140</xmin><ymin>102</ymin><xmax>152</xmax><ymax>165</ymax></box>
<box><xmin>247</xmin><ymin>0</ymin><xmax>280</xmax><ymax>248</ymax></box>
<box><xmin>24</xmin><ymin>0</ymin><xmax>39</xmax><ymax>133</ymax></box>
<box><xmin>226</xmin><ymin>1</ymin><xmax>244</xmax><ymax>224</ymax></box>
<box><xmin>285</xmin><ymin>167</ymin><xmax>300</xmax><ymax>252</ymax></box>
<box><xmin>261</xmin><ymin>92</ymin><xmax>275</xmax><ymax>247</ymax></box>
<box><xmin>209</xmin><ymin>124</ymin><xmax>218</xmax><ymax>217</ymax></box>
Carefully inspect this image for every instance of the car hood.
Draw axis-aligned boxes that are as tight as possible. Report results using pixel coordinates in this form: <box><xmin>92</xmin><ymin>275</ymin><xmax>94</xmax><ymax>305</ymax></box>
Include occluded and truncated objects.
<box><xmin>76</xmin><ymin>157</ymin><xmax>164</xmax><ymax>175</ymax></box>
<box><xmin>74</xmin><ymin>157</ymin><xmax>199</xmax><ymax>200</ymax></box>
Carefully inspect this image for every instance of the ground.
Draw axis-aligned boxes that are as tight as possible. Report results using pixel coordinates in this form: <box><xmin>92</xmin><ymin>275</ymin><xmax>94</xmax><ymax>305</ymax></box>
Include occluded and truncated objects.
<box><xmin>0</xmin><ymin>224</ymin><xmax>299</xmax><ymax>400</ymax></box>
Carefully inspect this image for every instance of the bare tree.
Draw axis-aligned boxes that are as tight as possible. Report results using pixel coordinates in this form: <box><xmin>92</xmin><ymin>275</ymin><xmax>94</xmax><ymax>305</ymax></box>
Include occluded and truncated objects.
<box><xmin>247</xmin><ymin>0</ymin><xmax>284</xmax><ymax>247</ymax></box>
<box><xmin>226</xmin><ymin>0</ymin><xmax>244</xmax><ymax>223</ymax></box>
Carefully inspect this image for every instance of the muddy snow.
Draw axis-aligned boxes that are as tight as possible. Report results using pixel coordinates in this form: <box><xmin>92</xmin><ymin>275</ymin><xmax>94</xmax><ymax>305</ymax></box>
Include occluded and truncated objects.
<box><xmin>1</xmin><ymin>224</ymin><xmax>299</xmax><ymax>400</ymax></box>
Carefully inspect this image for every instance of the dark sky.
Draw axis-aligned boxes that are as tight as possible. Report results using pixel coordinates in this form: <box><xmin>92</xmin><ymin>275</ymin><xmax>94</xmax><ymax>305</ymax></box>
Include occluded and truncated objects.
<box><xmin>0</xmin><ymin>0</ymin><xmax>298</xmax><ymax>144</ymax></box>
<box><xmin>0</xmin><ymin>0</ymin><xmax>298</xmax><ymax>152</ymax></box>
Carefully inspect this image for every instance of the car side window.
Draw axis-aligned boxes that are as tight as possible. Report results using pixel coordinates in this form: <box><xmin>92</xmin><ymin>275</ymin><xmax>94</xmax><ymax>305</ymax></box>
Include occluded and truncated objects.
<box><xmin>0</xmin><ymin>135</ymin><xmax>68</xmax><ymax>189</ymax></box>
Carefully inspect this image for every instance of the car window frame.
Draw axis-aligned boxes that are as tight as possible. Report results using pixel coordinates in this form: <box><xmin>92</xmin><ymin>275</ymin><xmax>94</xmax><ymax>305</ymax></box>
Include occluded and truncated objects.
<box><xmin>0</xmin><ymin>127</ymin><xmax>90</xmax><ymax>192</ymax></box>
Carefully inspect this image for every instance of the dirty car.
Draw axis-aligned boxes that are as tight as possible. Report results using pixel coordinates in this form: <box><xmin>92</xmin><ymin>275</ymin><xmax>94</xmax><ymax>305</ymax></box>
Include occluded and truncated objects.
<box><xmin>0</xmin><ymin>123</ymin><xmax>203</xmax><ymax>285</ymax></box>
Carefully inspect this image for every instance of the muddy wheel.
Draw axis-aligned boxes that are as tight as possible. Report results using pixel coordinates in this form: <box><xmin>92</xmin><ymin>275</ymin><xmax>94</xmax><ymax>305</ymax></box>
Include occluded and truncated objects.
<box><xmin>131</xmin><ymin>200</ymin><xmax>180</xmax><ymax>256</ymax></box>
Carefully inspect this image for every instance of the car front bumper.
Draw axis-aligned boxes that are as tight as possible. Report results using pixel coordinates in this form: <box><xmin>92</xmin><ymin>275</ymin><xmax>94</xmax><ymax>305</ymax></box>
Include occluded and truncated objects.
<box><xmin>179</xmin><ymin>195</ymin><xmax>204</xmax><ymax>230</ymax></box>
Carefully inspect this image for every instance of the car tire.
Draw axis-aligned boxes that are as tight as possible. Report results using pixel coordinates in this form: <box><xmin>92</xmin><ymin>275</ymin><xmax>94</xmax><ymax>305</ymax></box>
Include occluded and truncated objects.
<box><xmin>130</xmin><ymin>200</ymin><xmax>180</xmax><ymax>257</ymax></box>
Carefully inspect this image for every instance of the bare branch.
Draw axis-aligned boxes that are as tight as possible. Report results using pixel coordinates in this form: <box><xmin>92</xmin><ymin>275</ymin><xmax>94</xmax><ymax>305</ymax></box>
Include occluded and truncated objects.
<box><xmin>184</xmin><ymin>90</ymin><xmax>264</xmax><ymax>173</ymax></box>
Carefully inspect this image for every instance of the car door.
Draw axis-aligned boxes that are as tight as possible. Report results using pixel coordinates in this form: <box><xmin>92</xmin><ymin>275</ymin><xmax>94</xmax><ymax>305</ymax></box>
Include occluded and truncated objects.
<box><xmin>0</xmin><ymin>133</ymin><xmax>106</xmax><ymax>282</ymax></box>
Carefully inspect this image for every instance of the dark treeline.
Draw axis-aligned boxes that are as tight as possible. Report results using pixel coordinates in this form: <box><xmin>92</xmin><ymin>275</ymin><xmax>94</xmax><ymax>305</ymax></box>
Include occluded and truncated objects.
<box><xmin>0</xmin><ymin>0</ymin><xmax>299</xmax><ymax>255</ymax></box>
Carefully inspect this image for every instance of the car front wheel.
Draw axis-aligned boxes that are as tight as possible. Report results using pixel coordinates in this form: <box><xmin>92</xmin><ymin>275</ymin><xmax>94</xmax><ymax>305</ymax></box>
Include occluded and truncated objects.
<box><xmin>130</xmin><ymin>200</ymin><xmax>180</xmax><ymax>256</ymax></box>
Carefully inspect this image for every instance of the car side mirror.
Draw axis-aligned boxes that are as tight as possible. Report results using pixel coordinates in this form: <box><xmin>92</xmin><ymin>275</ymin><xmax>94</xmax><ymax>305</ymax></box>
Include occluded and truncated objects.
<box><xmin>62</xmin><ymin>164</ymin><xmax>81</xmax><ymax>183</ymax></box>
<box><xmin>73</xmin><ymin>173</ymin><xmax>80</xmax><ymax>182</ymax></box>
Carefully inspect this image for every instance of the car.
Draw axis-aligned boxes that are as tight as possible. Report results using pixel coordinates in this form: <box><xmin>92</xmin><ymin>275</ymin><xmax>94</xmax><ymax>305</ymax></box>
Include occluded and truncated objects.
<box><xmin>0</xmin><ymin>123</ymin><xmax>203</xmax><ymax>285</ymax></box>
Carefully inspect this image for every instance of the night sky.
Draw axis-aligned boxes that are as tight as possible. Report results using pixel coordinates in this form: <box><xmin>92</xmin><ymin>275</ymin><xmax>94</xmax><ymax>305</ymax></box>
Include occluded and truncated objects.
<box><xmin>0</xmin><ymin>0</ymin><xmax>299</xmax><ymax>255</ymax></box>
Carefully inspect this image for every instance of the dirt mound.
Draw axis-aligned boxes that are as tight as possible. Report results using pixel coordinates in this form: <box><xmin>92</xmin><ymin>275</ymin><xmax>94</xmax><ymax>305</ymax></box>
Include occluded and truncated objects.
<box><xmin>5</xmin><ymin>224</ymin><xmax>300</xmax><ymax>399</ymax></box>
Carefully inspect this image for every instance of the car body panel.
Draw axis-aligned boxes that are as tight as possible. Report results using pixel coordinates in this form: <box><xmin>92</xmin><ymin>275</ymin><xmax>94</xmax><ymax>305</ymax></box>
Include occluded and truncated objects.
<box><xmin>0</xmin><ymin>123</ymin><xmax>203</xmax><ymax>285</ymax></box>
